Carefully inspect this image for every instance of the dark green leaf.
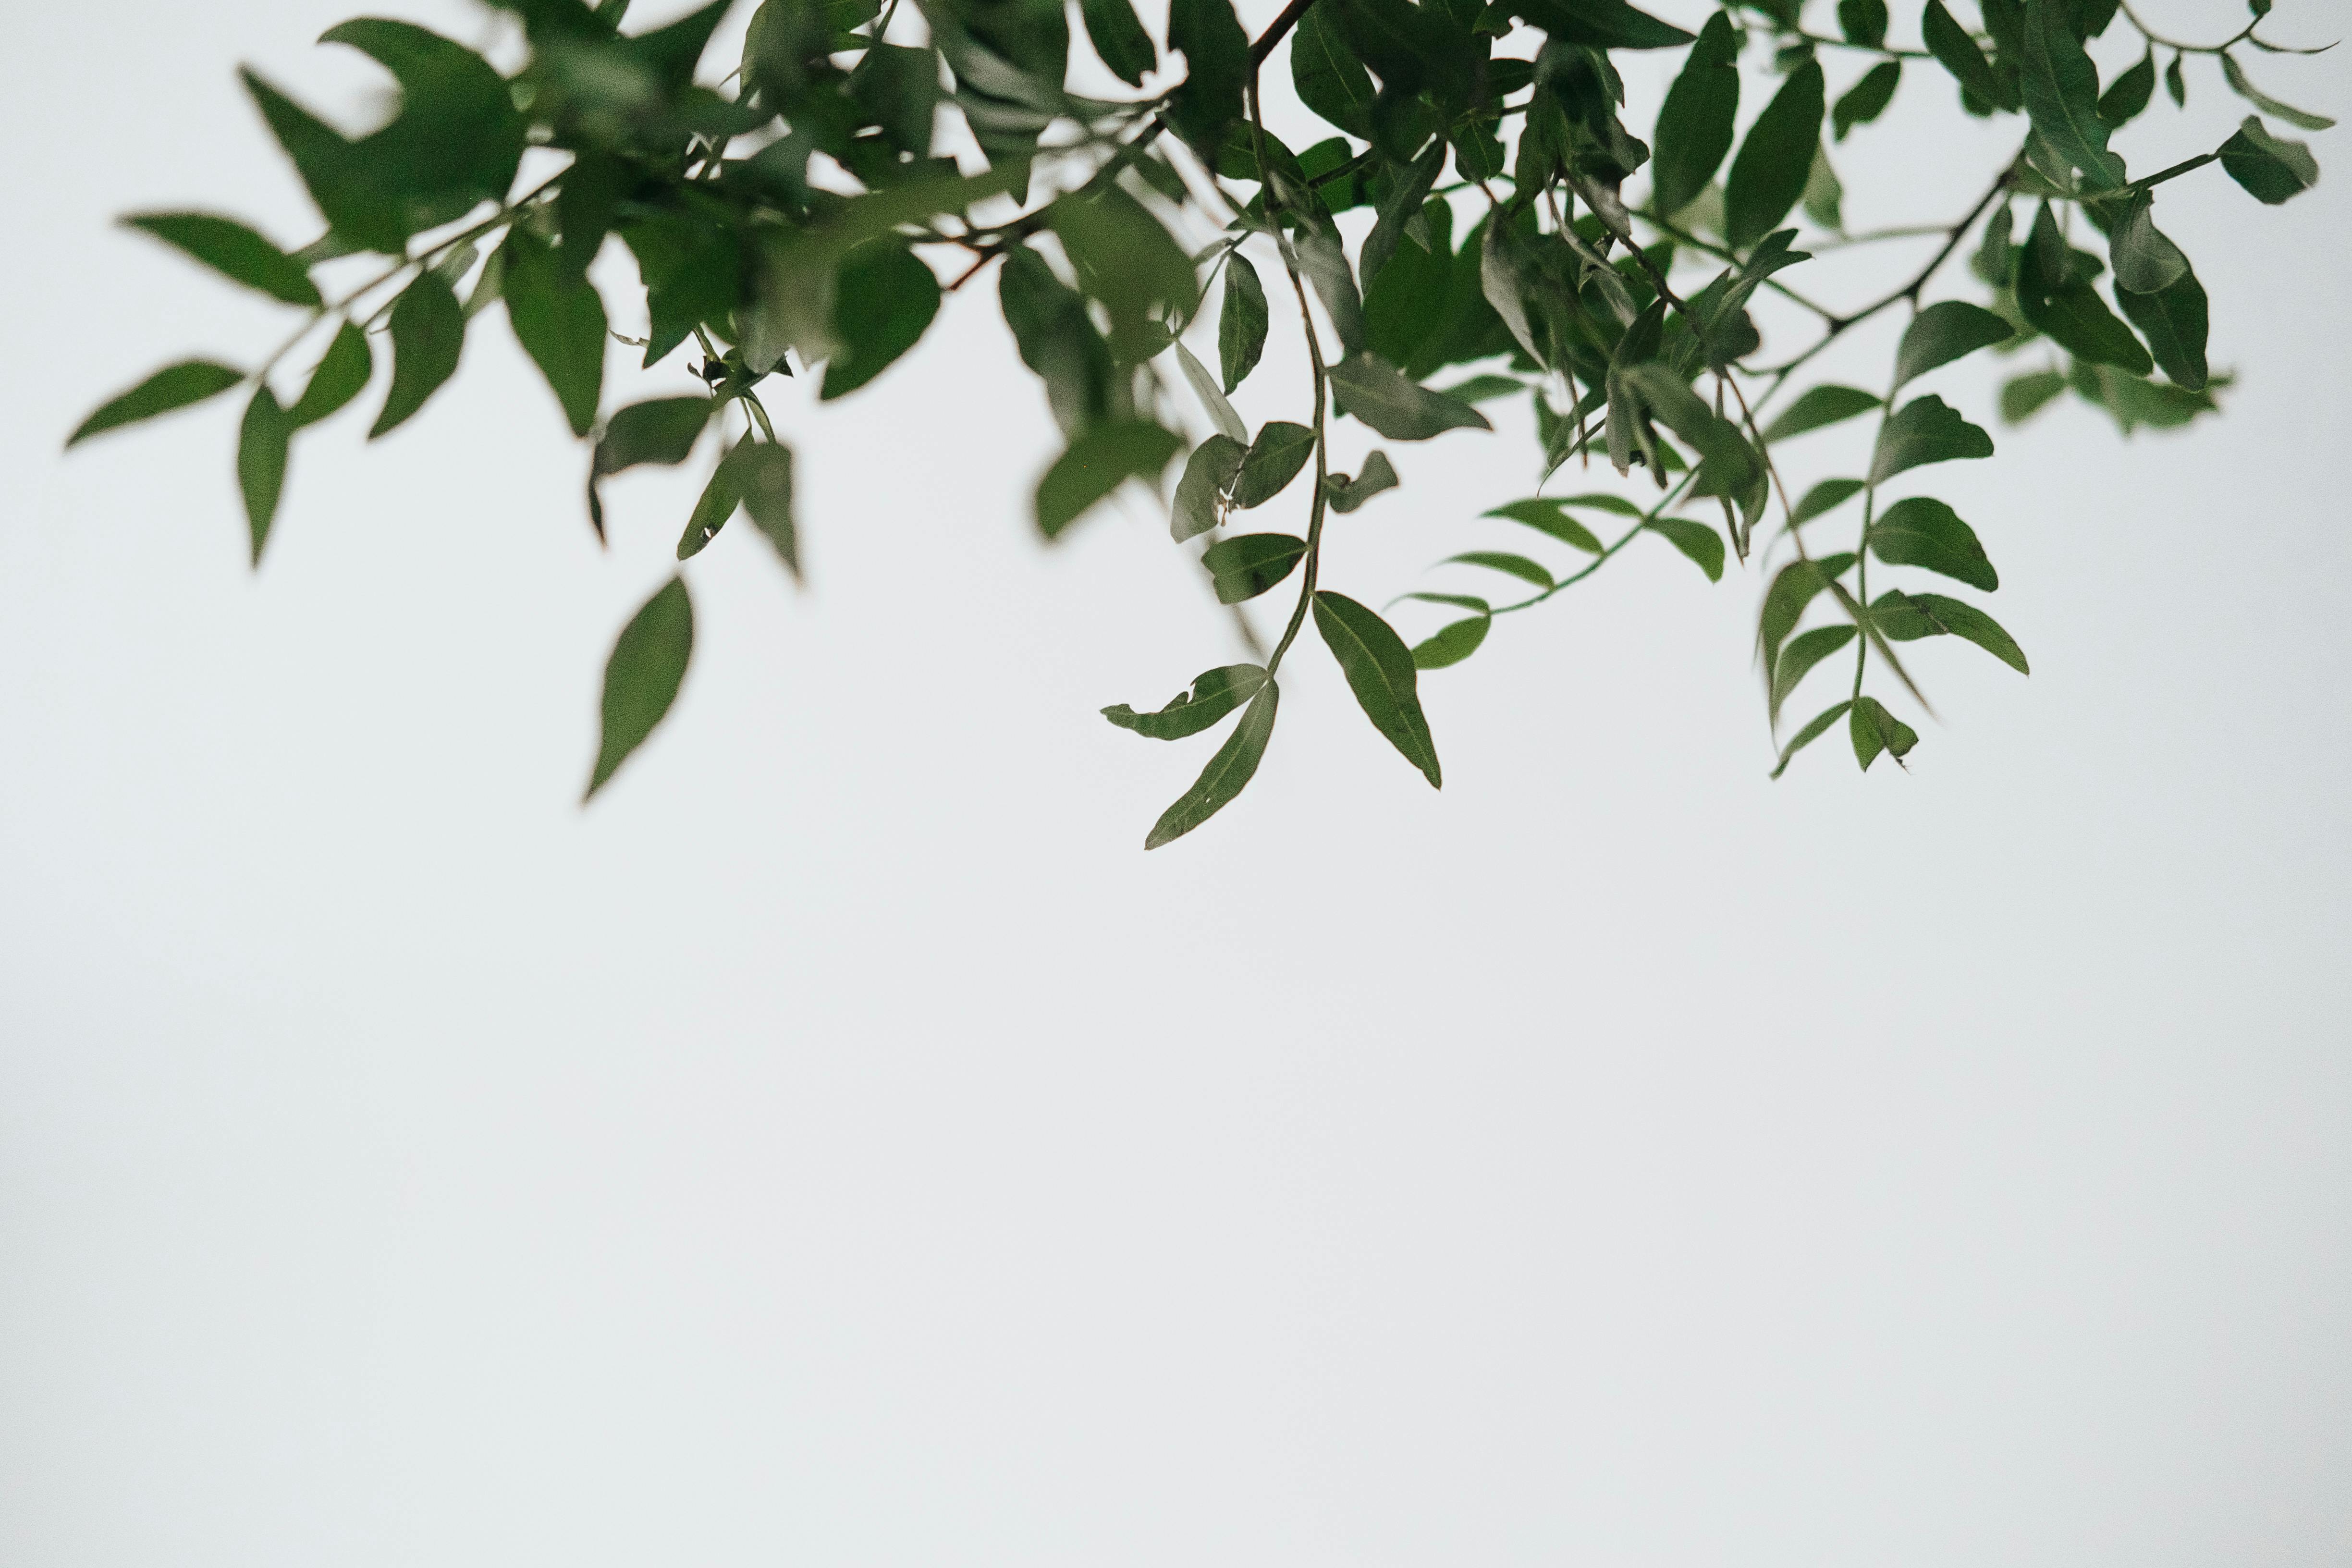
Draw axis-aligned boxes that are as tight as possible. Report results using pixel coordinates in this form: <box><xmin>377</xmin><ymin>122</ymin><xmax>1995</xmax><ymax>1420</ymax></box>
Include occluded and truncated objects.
<box><xmin>1923</xmin><ymin>0</ymin><xmax>2008</xmax><ymax>110</ymax></box>
<box><xmin>1999</xmin><ymin>368</ymin><xmax>2068</xmax><ymax>421</ymax></box>
<box><xmin>2108</xmin><ymin>195</ymin><xmax>2188</xmax><ymax>294</ymax></box>
<box><xmin>1484</xmin><ymin>499</ymin><xmax>1605</xmax><ymax>553</ymax></box>
<box><xmin>67</xmin><ymin>360</ymin><xmax>243</xmax><ymax>447</ymax></box>
<box><xmin>1758</xmin><ymin>550</ymin><xmax>1857</xmax><ymax>674</ymax></box>
<box><xmin>1051</xmin><ymin>186</ymin><xmax>1199</xmax><ymax>362</ymax></box>
<box><xmin>2070</xmin><ymin>360</ymin><xmax>2224</xmax><ymax>433</ymax></box>
<box><xmin>123</xmin><ymin>212</ymin><xmax>320</xmax><ymax>306</ymax></box>
<box><xmin>1079</xmin><ymin>0</ymin><xmax>1157</xmax><ymax>86</ymax></box>
<box><xmin>1361</xmin><ymin>139</ymin><xmax>1447</xmax><ymax>288</ymax></box>
<box><xmin>724</xmin><ymin>438</ymin><xmax>799</xmax><ymax>579</ymax></box>
<box><xmin>1849</xmin><ymin>693</ymin><xmax>1918</xmax><ymax>770</ymax></box>
<box><xmin>1231</xmin><ymin>421</ymin><xmax>1317</xmax><ymax>508</ymax></box>
<box><xmin>2164</xmin><ymin>52</ymin><xmax>2185</xmax><ymax>107</ymax></box>
<box><xmin>1645</xmin><ymin>516</ymin><xmax>1726</xmax><ymax>581</ymax></box>
<box><xmin>1870</xmin><ymin>496</ymin><xmax>1998</xmax><ymax>590</ymax></box>
<box><xmin>675</xmin><ymin>447</ymin><xmax>740</xmax><ymax>561</ymax></box>
<box><xmin>1874</xmin><ymin>588</ymin><xmax>2030</xmax><ymax>672</ymax></box>
<box><xmin>1412</xmin><ymin>615</ymin><xmax>1492</xmax><ymax>669</ymax></box>
<box><xmin>2096</xmin><ymin>49</ymin><xmax>2155</xmax><ymax>126</ymax></box>
<box><xmin>1838</xmin><ymin>0</ymin><xmax>1888</xmax><ymax>47</ymax></box>
<box><xmin>1761</xmin><ymin>384</ymin><xmax>1880</xmax><ymax>441</ymax></box>
<box><xmin>1770</xmin><ymin>698</ymin><xmax>1853</xmax><ymax>777</ymax></box>
<box><xmin>1790</xmin><ymin>477</ymin><xmax>1865</xmax><ymax>526</ymax></box>
<box><xmin>1037</xmin><ymin>420</ymin><xmax>1185</xmax><ymax>537</ymax></box>
<box><xmin>1870</xmin><ymin>394</ymin><xmax>1995</xmax><ymax>483</ymax></box>
<box><xmin>1552</xmin><ymin>491</ymin><xmax>1649</xmax><ymax>517</ymax></box>
<box><xmin>504</xmin><ymin>234</ymin><xmax>607</xmax><ymax>436</ymax></box>
<box><xmin>1446</xmin><ymin>551</ymin><xmax>1554</xmax><ymax>588</ymax></box>
<box><xmin>1726</xmin><ymin>60</ymin><xmax>1826</xmax><ymax>251</ymax></box>
<box><xmin>1104</xmin><ymin>663</ymin><xmax>1268</xmax><ymax>738</ymax></box>
<box><xmin>1219</xmin><ymin>254</ymin><xmax>1270</xmax><ymax>392</ymax></box>
<box><xmin>1507</xmin><ymin>0</ymin><xmax>1694</xmax><ymax>49</ymax></box>
<box><xmin>1396</xmin><ymin>592</ymin><xmax>1491</xmax><ymax>613</ymax></box>
<box><xmin>1325</xmin><ymin>451</ymin><xmax>1401</xmax><ymax>513</ymax></box>
<box><xmin>1313</xmin><ymin>590</ymin><xmax>1441</xmax><ymax>787</ymax></box>
<box><xmin>370</xmin><ymin>272</ymin><xmax>466</xmax><ymax>438</ymax></box>
<box><xmin>552</xmin><ymin>151</ymin><xmax>631</xmax><ymax>286</ymax></box>
<box><xmin>1327</xmin><ymin>353</ymin><xmax>1493</xmax><ymax>441</ymax></box>
<box><xmin>285</xmin><ymin>323</ymin><xmax>372</xmax><ymax>429</ymax></box>
<box><xmin>1166</xmin><ymin>0</ymin><xmax>1250</xmax><ymax>158</ymax></box>
<box><xmin>1203</xmin><ymin>532</ymin><xmax>1309</xmax><ymax>602</ymax></box>
<box><xmin>823</xmin><ymin>241</ymin><xmax>942</xmax><ymax>398</ymax></box>
<box><xmin>2220</xmin><ymin>54</ymin><xmax>2335</xmax><ymax>130</ymax></box>
<box><xmin>2018</xmin><ymin>0</ymin><xmax>2126</xmax><ymax>187</ymax></box>
<box><xmin>1770</xmin><ymin>623</ymin><xmax>1855</xmax><ymax>722</ymax></box>
<box><xmin>1833</xmin><ymin>61</ymin><xmax>1901</xmax><ymax>141</ymax></box>
<box><xmin>1652</xmin><ymin>12</ymin><xmax>1741</xmax><ymax>217</ymax></box>
<box><xmin>1292</xmin><ymin>1</ymin><xmax>1376</xmax><ymax>139</ymax></box>
<box><xmin>2218</xmin><ymin>116</ymin><xmax>2320</xmax><ymax>204</ymax></box>
<box><xmin>1172</xmin><ymin>433</ymin><xmax>1246</xmax><ymax>540</ymax></box>
<box><xmin>586</xmin><ymin>575</ymin><xmax>694</xmax><ymax>800</ymax></box>
<box><xmin>2020</xmin><ymin>280</ymin><xmax>2153</xmax><ymax>373</ymax></box>
<box><xmin>1620</xmin><ymin>364</ymin><xmax>1762</xmax><ymax>500</ymax></box>
<box><xmin>1143</xmin><ymin>679</ymin><xmax>1278</xmax><ymax>849</ymax></box>
<box><xmin>2116</xmin><ymin>264</ymin><xmax>2209</xmax><ymax>389</ymax></box>
<box><xmin>1000</xmin><ymin>246</ymin><xmax>1116</xmax><ymax>438</ymax></box>
<box><xmin>596</xmin><ymin>397</ymin><xmax>713</xmax><ymax>474</ymax></box>
<box><xmin>238</xmin><ymin>385</ymin><xmax>292</xmax><ymax>565</ymax></box>
<box><xmin>1894</xmin><ymin>300</ymin><xmax>2014</xmax><ymax>386</ymax></box>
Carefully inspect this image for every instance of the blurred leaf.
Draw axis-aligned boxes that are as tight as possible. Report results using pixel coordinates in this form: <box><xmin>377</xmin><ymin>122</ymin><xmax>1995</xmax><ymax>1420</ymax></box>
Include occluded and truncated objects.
<box><xmin>1203</xmin><ymin>532</ymin><xmax>1308</xmax><ymax>602</ymax></box>
<box><xmin>2017</xmin><ymin>0</ymin><xmax>2125</xmax><ymax>187</ymax></box>
<box><xmin>1166</xmin><ymin>0</ymin><xmax>1250</xmax><ymax>159</ymax></box>
<box><xmin>1803</xmin><ymin>143</ymin><xmax>1846</xmax><ymax>231</ymax></box>
<box><xmin>370</xmin><ymin>272</ymin><xmax>466</xmax><ymax>438</ymax></box>
<box><xmin>1485</xmin><ymin>499</ymin><xmax>1605</xmax><ymax>553</ymax></box>
<box><xmin>822</xmin><ymin>241</ymin><xmax>942</xmax><ymax>399</ymax></box>
<box><xmin>1436</xmin><ymin>374</ymin><xmax>1524</xmax><ymax>403</ymax></box>
<box><xmin>1870</xmin><ymin>395</ymin><xmax>1994</xmax><ymax>483</ymax></box>
<box><xmin>1758</xmin><ymin>550</ymin><xmax>1857</xmax><ymax>674</ymax></box>
<box><xmin>238</xmin><ymin>385</ymin><xmax>292</xmax><ymax>564</ymax></box>
<box><xmin>2220</xmin><ymin>54</ymin><xmax>2334</xmax><ymax>130</ymax></box>
<box><xmin>1652</xmin><ymin>12</ymin><xmax>1741</xmax><ymax>217</ymax></box>
<box><xmin>2096</xmin><ymin>49</ymin><xmax>2155</xmax><ymax>126</ymax></box>
<box><xmin>1232</xmin><ymin>421</ymin><xmax>1317</xmax><ymax>508</ymax></box>
<box><xmin>1325</xmin><ymin>451</ymin><xmax>1401</xmax><ymax>512</ymax></box>
<box><xmin>2164</xmin><ymin>52</ymin><xmax>2185</xmax><ymax>107</ymax></box>
<box><xmin>2108</xmin><ymin>195</ymin><xmax>2188</xmax><ymax>294</ymax></box>
<box><xmin>2116</xmin><ymin>264</ymin><xmax>2209</xmax><ymax>389</ymax></box>
<box><xmin>1446</xmin><ymin>550</ymin><xmax>1555</xmax><ymax>589</ymax></box>
<box><xmin>1362</xmin><ymin>139</ymin><xmax>1447</xmax><ymax>288</ymax></box>
<box><xmin>1874</xmin><ymin>588</ymin><xmax>2030</xmax><ymax>671</ymax></box>
<box><xmin>1219</xmin><ymin>254</ymin><xmax>1270</xmax><ymax>392</ymax></box>
<box><xmin>1727</xmin><ymin>60</ymin><xmax>1825</xmax><ymax>250</ymax></box>
<box><xmin>1328</xmin><ymin>353</ymin><xmax>1493</xmax><ymax>440</ymax></box>
<box><xmin>1923</xmin><ymin>0</ymin><xmax>2009</xmax><ymax>110</ymax></box>
<box><xmin>1037</xmin><ymin>420</ymin><xmax>1185</xmax><ymax>537</ymax></box>
<box><xmin>1894</xmin><ymin>300</ymin><xmax>2014</xmax><ymax>387</ymax></box>
<box><xmin>1838</xmin><ymin>0</ymin><xmax>1888</xmax><ymax>47</ymax></box>
<box><xmin>1790</xmin><ymin>477</ymin><xmax>1865</xmax><ymax>526</ymax></box>
<box><xmin>1412</xmin><ymin>615</ymin><xmax>1491</xmax><ymax>669</ymax></box>
<box><xmin>1051</xmin><ymin>186</ymin><xmax>1199</xmax><ymax>361</ymax></box>
<box><xmin>1770</xmin><ymin>623</ymin><xmax>1855</xmax><ymax>722</ymax></box>
<box><xmin>1079</xmin><ymin>0</ymin><xmax>1157</xmax><ymax>86</ymax></box>
<box><xmin>285</xmin><ymin>323</ymin><xmax>372</xmax><ymax>428</ymax></box>
<box><xmin>2218</xmin><ymin>116</ymin><xmax>2320</xmax><ymax>204</ymax></box>
<box><xmin>1313</xmin><ymin>590</ymin><xmax>1441</xmax><ymax>786</ymax></box>
<box><xmin>1144</xmin><ymin>680</ymin><xmax>1278</xmax><ymax>849</ymax></box>
<box><xmin>1770</xmin><ymin>698</ymin><xmax>1853</xmax><ymax>778</ymax></box>
<box><xmin>123</xmin><ymin>212</ymin><xmax>320</xmax><ymax>306</ymax></box>
<box><xmin>1645</xmin><ymin>516</ymin><xmax>1726</xmax><ymax>581</ymax></box>
<box><xmin>1849</xmin><ymin>693</ymin><xmax>1919</xmax><ymax>770</ymax></box>
<box><xmin>1172</xmin><ymin>433</ymin><xmax>1246</xmax><ymax>540</ymax></box>
<box><xmin>586</xmin><ymin>575</ymin><xmax>694</xmax><ymax>800</ymax></box>
<box><xmin>504</xmin><ymin>233</ymin><xmax>607</xmax><ymax>436</ymax></box>
<box><xmin>1294</xmin><ymin>227</ymin><xmax>1369</xmax><ymax>358</ymax></box>
<box><xmin>596</xmin><ymin>396</ymin><xmax>712</xmax><ymax>473</ymax></box>
<box><xmin>1762</xmin><ymin>384</ymin><xmax>1880</xmax><ymax>441</ymax></box>
<box><xmin>1292</xmin><ymin>1</ymin><xmax>1376</xmax><ymax>139</ymax></box>
<box><xmin>724</xmin><ymin>438</ymin><xmax>799</xmax><ymax>579</ymax></box>
<box><xmin>1506</xmin><ymin>0</ymin><xmax>1693</xmax><ymax>49</ymax></box>
<box><xmin>67</xmin><ymin>360</ymin><xmax>244</xmax><ymax>447</ymax></box>
<box><xmin>1176</xmin><ymin>341</ymin><xmax>1249</xmax><ymax>444</ymax></box>
<box><xmin>1870</xmin><ymin>495</ymin><xmax>1998</xmax><ymax>590</ymax></box>
<box><xmin>1104</xmin><ymin>664</ymin><xmax>1268</xmax><ymax>739</ymax></box>
<box><xmin>675</xmin><ymin>445</ymin><xmax>741</xmax><ymax>561</ymax></box>
<box><xmin>1833</xmin><ymin>61</ymin><xmax>1901</xmax><ymax>141</ymax></box>
<box><xmin>2000</xmin><ymin>368</ymin><xmax>2068</xmax><ymax>421</ymax></box>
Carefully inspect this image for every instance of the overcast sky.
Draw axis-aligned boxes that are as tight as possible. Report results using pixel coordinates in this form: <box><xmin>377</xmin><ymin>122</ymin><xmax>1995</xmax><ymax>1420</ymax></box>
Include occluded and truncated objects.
<box><xmin>3</xmin><ymin>1</ymin><xmax>2348</xmax><ymax>1564</ymax></box>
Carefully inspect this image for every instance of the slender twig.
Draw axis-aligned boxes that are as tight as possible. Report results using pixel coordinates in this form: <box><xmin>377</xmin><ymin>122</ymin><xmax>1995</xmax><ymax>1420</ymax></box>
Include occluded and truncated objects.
<box><xmin>1246</xmin><ymin>74</ymin><xmax>1330</xmax><ymax>676</ymax></box>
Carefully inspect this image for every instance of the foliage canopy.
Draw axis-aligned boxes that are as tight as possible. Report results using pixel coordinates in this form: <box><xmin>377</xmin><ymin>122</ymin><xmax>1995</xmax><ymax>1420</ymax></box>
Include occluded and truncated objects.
<box><xmin>74</xmin><ymin>0</ymin><xmax>2330</xmax><ymax>841</ymax></box>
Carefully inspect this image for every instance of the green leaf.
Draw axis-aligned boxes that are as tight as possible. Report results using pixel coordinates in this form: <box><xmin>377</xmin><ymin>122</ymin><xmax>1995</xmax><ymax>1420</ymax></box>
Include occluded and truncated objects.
<box><xmin>1726</xmin><ymin>59</ymin><xmax>1826</xmax><ymax>251</ymax></box>
<box><xmin>1231</xmin><ymin>421</ymin><xmax>1317</xmax><ymax>508</ymax></box>
<box><xmin>1923</xmin><ymin>0</ymin><xmax>2008</xmax><ymax>110</ymax></box>
<box><xmin>1104</xmin><ymin>663</ymin><xmax>1268</xmax><ymax>739</ymax></box>
<box><xmin>1166</xmin><ymin>0</ymin><xmax>1250</xmax><ymax>158</ymax></box>
<box><xmin>1870</xmin><ymin>496</ymin><xmax>1998</xmax><ymax>590</ymax></box>
<box><xmin>2018</xmin><ymin>0</ymin><xmax>2126</xmax><ymax>188</ymax></box>
<box><xmin>1327</xmin><ymin>353</ymin><xmax>1493</xmax><ymax>441</ymax></box>
<box><xmin>1873</xmin><ymin>588</ymin><xmax>2030</xmax><ymax>672</ymax></box>
<box><xmin>67</xmin><ymin>360</ymin><xmax>244</xmax><ymax>448</ymax></box>
<box><xmin>2220</xmin><ymin>53</ymin><xmax>2335</xmax><ymax>130</ymax></box>
<box><xmin>1849</xmin><ymin>694</ymin><xmax>1919</xmax><ymax>770</ymax></box>
<box><xmin>586</xmin><ymin>575</ymin><xmax>694</xmax><ymax>800</ymax></box>
<box><xmin>1292</xmin><ymin>1</ymin><xmax>1376</xmax><ymax>139</ymax></box>
<box><xmin>1484</xmin><ymin>499</ymin><xmax>1604</xmax><ymax>553</ymax></box>
<box><xmin>1770</xmin><ymin>698</ymin><xmax>1853</xmax><ymax>778</ymax></box>
<box><xmin>1445</xmin><ymin>551</ymin><xmax>1555</xmax><ymax>589</ymax></box>
<box><xmin>1172</xmin><ymin>433</ymin><xmax>1246</xmax><ymax>540</ymax></box>
<box><xmin>2070</xmin><ymin>360</ymin><xmax>2225</xmax><ymax>434</ymax></box>
<box><xmin>675</xmin><ymin>446</ymin><xmax>740</xmax><ymax>561</ymax></box>
<box><xmin>1144</xmin><ymin>679</ymin><xmax>1279</xmax><ymax>849</ymax></box>
<box><xmin>122</xmin><ymin>213</ymin><xmax>320</xmax><ymax>306</ymax></box>
<box><xmin>1506</xmin><ymin>0</ymin><xmax>1694</xmax><ymax>49</ymax></box>
<box><xmin>503</xmin><ymin>234</ymin><xmax>607</xmax><ymax>437</ymax></box>
<box><xmin>1202</xmin><ymin>532</ymin><xmax>1308</xmax><ymax>602</ymax></box>
<box><xmin>1652</xmin><ymin>12</ymin><xmax>1741</xmax><ymax>218</ymax></box>
<box><xmin>1219</xmin><ymin>254</ymin><xmax>1270</xmax><ymax>392</ymax></box>
<box><xmin>1037</xmin><ymin>420</ymin><xmax>1185</xmax><ymax>538</ymax></box>
<box><xmin>1325</xmin><ymin>451</ymin><xmax>1401</xmax><ymax>513</ymax></box>
<box><xmin>1838</xmin><ymin>0</ymin><xmax>1888</xmax><ymax>47</ymax></box>
<box><xmin>1437</xmin><ymin>374</ymin><xmax>1524</xmax><ymax>404</ymax></box>
<box><xmin>285</xmin><ymin>323</ymin><xmax>372</xmax><ymax>429</ymax></box>
<box><xmin>2000</xmin><ymin>368</ymin><xmax>2069</xmax><ymax>421</ymax></box>
<box><xmin>237</xmin><ymin>385</ymin><xmax>292</xmax><ymax>565</ymax></box>
<box><xmin>2116</xmin><ymin>264</ymin><xmax>2209</xmax><ymax>389</ymax></box>
<box><xmin>1051</xmin><ymin>186</ymin><xmax>1199</xmax><ymax>362</ymax></box>
<box><xmin>823</xmin><ymin>241</ymin><xmax>942</xmax><ymax>399</ymax></box>
<box><xmin>2108</xmin><ymin>195</ymin><xmax>2188</xmax><ymax>294</ymax></box>
<box><xmin>1833</xmin><ymin>61</ymin><xmax>1901</xmax><ymax>141</ymax></box>
<box><xmin>370</xmin><ymin>272</ymin><xmax>466</xmax><ymax>438</ymax></box>
<box><xmin>2218</xmin><ymin>116</ymin><xmax>2320</xmax><ymax>204</ymax></box>
<box><xmin>2020</xmin><ymin>280</ymin><xmax>2153</xmax><ymax>373</ymax></box>
<box><xmin>1758</xmin><ymin>550</ymin><xmax>1857</xmax><ymax>674</ymax></box>
<box><xmin>1000</xmin><ymin>246</ymin><xmax>1116</xmax><ymax>439</ymax></box>
<box><xmin>1790</xmin><ymin>477</ymin><xmax>1866</xmax><ymax>526</ymax></box>
<box><xmin>1175</xmin><ymin>341</ymin><xmax>1249</xmax><ymax>444</ymax></box>
<box><xmin>2096</xmin><ymin>49</ymin><xmax>2156</xmax><ymax>126</ymax></box>
<box><xmin>1078</xmin><ymin>0</ymin><xmax>1157</xmax><ymax>86</ymax></box>
<box><xmin>1361</xmin><ymin>140</ymin><xmax>1447</xmax><ymax>288</ymax></box>
<box><xmin>1803</xmin><ymin>142</ymin><xmax>1846</xmax><ymax>232</ymax></box>
<box><xmin>1870</xmin><ymin>394</ymin><xmax>1995</xmax><ymax>484</ymax></box>
<box><xmin>1894</xmin><ymin>300</ymin><xmax>2015</xmax><ymax>387</ymax></box>
<box><xmin>1412</xmin><ymin>615</ymin><xmax>1492</xmax><ymax>669</ymax></box>
<box><xmin>723</xmin><ymin>439</ymin><xmax>799</xmax><ymax>579</ymax></box>
<box><xmin>1293</xmin><ymin>227</ymin><xmax>1369</xmax><ymax>358</ymax></box>
<box><xmin>1761</xmin><ymin>384</ymin><xmax>1880</xmax><ymax>442</ymax></box>
<box><xmin>1619</xmin><ymin>364</ymin><xmax>1762</xmax><ymax>501</ymax></box>
<box><xmin>1645</xmin><ymin>516</ymin><xmax>1726</xmax><ymax>581</ymax></box>
<box><xmin>1770</xmin><ymin>623</ymin><xmax>1855</xmax><ymax>722</ymax></box>
<box><xmin>1552</xmin><ymin>491</ymin><xmax>1649</xmax><ymax>517</ymax></box>
<box><xmin>595</xmin><ymin>397</ymin><xmax>714</xmax><ymax>474</ymax></box>
<box><xmin>1313</xmin><ymin>590</ymin><xmax>1441</xmax><ymax>787</ymax></box>
<box><xmin>2165</xmin><ymin>51</ymin><xmax>2185</xmax><ymax>107</ymax></box>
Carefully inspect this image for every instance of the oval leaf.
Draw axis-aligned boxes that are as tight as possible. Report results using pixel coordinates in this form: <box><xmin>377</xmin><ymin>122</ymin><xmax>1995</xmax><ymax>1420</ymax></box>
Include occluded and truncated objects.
<box><xmin>1202</xmin><ymin>532</ymin><xmax>1308</xmax><ymax>602</ymax></box>
<box><xmin>587</xmin><ymin>575</ymin><xmax>694</xmax><ymax>800</ymax></box>
<box><xmin>1312</xmin><ymin>590</ymin><xmax>1441</xmax><ymax>787</ymax></box>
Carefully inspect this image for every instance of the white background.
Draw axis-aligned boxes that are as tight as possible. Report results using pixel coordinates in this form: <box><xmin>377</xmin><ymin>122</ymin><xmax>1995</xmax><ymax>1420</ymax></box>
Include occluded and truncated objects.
<box><xmin>3</xmin><ymin>1</ymin><xmax>2348</xmax><ymax>1563</ymax></box>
